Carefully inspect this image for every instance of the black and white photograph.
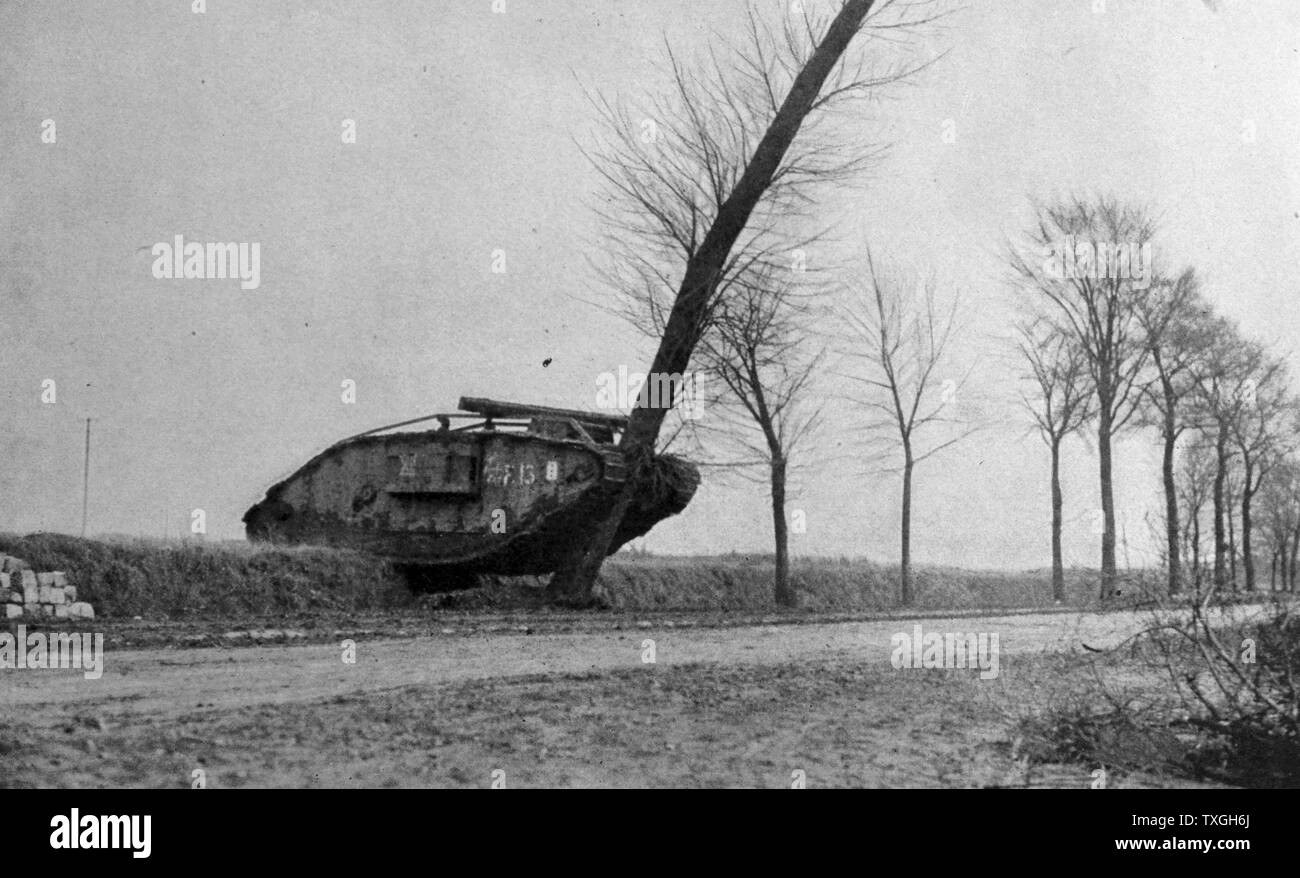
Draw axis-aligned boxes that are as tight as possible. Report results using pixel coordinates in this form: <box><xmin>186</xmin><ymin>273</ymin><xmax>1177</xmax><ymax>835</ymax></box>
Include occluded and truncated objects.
<box><xmin>0</xmin><ymin>0</ymin><xmax>1295</xmax><ymax>820</ymax></box>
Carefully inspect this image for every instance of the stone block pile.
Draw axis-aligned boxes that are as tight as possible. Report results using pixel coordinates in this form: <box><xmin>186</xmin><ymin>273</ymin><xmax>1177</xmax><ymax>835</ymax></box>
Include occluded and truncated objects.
<box><xmin>1</xmin><ymin>554</ymin><xmax>95</xmax><ymax>620</ymax></box>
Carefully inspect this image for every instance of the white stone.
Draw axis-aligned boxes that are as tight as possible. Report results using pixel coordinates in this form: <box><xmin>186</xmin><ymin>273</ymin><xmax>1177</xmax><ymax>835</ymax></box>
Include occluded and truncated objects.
<box><xmin>54</xmin><ymin>604</ymin><xmax>69</xmax><ymax>619</ymax></box>
<box><xmin>4</xmin><ymin>604</ymin><xmax>21</xmax><ymax>619</ymax></box>
<box><xmin>67</xmin><ymin>602</ymin><xmax>95</xmax><ymax>620</ymax></box>
<box><xmin>1</xmin><ymin>556</ymin><xmax>30</xmax><ymax>573</ymax></box>
<box><xmin>19</xmin><ymin>570</ymin><xmax>37</xmax><ymax>603</ymax></box>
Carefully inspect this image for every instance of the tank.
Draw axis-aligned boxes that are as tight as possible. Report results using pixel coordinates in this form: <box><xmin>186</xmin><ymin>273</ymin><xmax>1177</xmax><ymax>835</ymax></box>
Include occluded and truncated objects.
<box><xmin>242</xmin><ymin>397</ymin><xmax>700</xmax><ymax>574</ymax></box>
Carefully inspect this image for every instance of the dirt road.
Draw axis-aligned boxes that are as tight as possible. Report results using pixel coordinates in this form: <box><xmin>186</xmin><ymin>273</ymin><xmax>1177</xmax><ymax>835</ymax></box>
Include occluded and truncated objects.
<box><xmin>1</xmin><ymin>607</ymin><xmax>1252</xmax><ymax>787</ymax></box>
<box><xmin>4</xmin><ymin>608</ymin><xmax>1162</xmax><ymax>718</ymax></box>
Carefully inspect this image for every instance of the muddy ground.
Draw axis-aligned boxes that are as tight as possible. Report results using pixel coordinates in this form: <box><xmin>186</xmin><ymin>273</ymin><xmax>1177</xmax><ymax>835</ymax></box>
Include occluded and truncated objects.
<box><xmin>0</xmin><ymin>609</ymin><xmax>1237</xmax><ymax>788</ymax></box>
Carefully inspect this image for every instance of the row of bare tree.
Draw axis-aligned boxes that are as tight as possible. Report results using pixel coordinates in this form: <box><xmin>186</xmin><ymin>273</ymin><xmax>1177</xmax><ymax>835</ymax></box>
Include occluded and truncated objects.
<box><xmin>687</xmin><ymin>191</ymin><xmax>1300</xmax><ymax>609</ymax></box>
<box><xmin>1013</xmin><ymin>196</ymin><xmax>1300</xmax><ymax>600</ymax></box>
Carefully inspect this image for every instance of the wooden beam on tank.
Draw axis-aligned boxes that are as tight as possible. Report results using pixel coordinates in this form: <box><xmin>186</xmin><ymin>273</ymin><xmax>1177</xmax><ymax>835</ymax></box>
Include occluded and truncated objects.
<box><xmin>459</xmin><ymin>397</ymin><xmax>628</xmax><ymax>430</ymax></box>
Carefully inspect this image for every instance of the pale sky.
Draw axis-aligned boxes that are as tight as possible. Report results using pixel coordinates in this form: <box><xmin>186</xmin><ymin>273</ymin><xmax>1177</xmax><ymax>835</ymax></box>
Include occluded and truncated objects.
<box><xmin>2</xmin><ymin>0</ymin><xmax>1298</xmax><ymax>570</ymax></box>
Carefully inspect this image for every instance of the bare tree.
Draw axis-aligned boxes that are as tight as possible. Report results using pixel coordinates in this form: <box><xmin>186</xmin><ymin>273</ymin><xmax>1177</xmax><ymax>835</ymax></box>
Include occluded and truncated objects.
<box><xmin>549</xmin><ymin>0</ymin><xmax>941</xmax><ymax>604</ymax></box>
<box><xmin>1229</xmin><ymin>363</ymin><xmax>1295</xmax><ymax>591</ymax></box>
<box><xmin>1017</xmin><ymin>320</ymin><xmax>1095</xmax><ymax>601</ymax></box>
<box><xmin>695</xmin><ymin>269</ymin><xmax>823</xmax><ymax>607</ymax></box>
<box><xmin>1260</xmin><ymin>454</ymin><xmax>1300</xmax><ymax>592</ymax></box>
<box><xmin>1186</xmin><ymin>317</ymin><xmax>1266</xmax><ymax>592</ymax></box>
<box><xmin>1136</xmin><ymin>269</ymin><xmax>1212</xmax><ymax>595</ymax></box>
<box><xmin>841</xmin><ymin>251</ymin><xmax>973</xmax><ymax>605</ymax></box>
<box><xmin>1226</xmin><ymin>463</ymin><xmax>1241</xmax><ymax>588</ymax></box>
<box><xmin>1010</xmin><ymin>196</ymin><xmax>1160</xmax><ymax>597</ymax></box>
<box><xmin>1177</xmin><ymin>436</ymin><xmax>1218</xmax><ymax>590</ymax></box>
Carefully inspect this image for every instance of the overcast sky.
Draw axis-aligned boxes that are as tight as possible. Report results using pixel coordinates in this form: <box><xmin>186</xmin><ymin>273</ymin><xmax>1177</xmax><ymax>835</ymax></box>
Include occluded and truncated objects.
<box><xmin>2</xmin><ymin>0</ymin><xmax>1298</xmax><ymax>570</ymax></box>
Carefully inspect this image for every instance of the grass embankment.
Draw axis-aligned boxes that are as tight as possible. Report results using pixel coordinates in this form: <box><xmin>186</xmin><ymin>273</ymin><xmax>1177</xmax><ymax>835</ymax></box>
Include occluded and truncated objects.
<box><xmin>479</xmin><ymin>554</ymin><xmax>1104</xmax><ymax>614</ymax></box>
<box><xmin>0</xmin><ymin>533</ymin><xmax>411</xmax><ymax>618</ymax></box>
<box><xmin>0</xmin><ymin>533</ymin><xmax>1103</xmax><ymax>619</ymax></box>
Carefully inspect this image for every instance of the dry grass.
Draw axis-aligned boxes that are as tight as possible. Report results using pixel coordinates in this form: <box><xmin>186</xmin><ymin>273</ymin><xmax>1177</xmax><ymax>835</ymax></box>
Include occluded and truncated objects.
<box><xmin>1001</xmin><ymin>600</ymin><xmax>1300</xmax><ymax>789</ymax></box>
<box><xmin>0</xmin><ymin>533</ymin><xmax>412</xmax><ymax>618</ymax></box>
<box><xmin>464</xmin><ymin>554</ymin><xmax>1107</xmax><ymax>613</ymax></box>
<box><xmin>1</xmin><ymin>533</ymin><xmax>1109</xmax><ymax>619</ymax></box>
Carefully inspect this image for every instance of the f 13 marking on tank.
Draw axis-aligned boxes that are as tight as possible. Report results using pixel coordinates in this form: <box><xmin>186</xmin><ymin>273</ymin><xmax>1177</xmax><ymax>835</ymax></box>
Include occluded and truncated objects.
<box><xmin>484</xmin><ymin>461</ymin><xmax>542</xmax><ymax>487</ymax></box>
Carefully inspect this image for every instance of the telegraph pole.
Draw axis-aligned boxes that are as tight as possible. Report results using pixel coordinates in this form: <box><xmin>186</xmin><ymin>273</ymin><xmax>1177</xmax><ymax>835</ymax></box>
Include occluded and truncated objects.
<box><xmin>81</xmin><ymin>418</ymin><xmax>91</xmax><ymax>539</ymax></box>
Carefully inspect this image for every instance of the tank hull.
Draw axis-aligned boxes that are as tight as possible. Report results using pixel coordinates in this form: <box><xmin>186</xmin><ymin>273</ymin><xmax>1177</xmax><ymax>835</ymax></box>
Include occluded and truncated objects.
<box><xmin>244</xmin><ymin>422</ymin><xmax>698</xmax><ymax>574</ymax></box>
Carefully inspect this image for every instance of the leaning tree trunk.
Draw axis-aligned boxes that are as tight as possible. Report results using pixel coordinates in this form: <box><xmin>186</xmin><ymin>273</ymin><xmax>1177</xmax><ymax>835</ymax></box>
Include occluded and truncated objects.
<box><xmin>546</xmin><ymin>0</ymin><xmax>882</xmax><ymax>604</ymax></box>
<box><xmin>770</xmin><ymin>454</ymin><xmax>793</xmax><ymax>608</ymax></box>
<box><xmin>1097</xmin><ymin>403</ymin><xmax>1118</xmax><ymax>599</ymax></box>
<box><xmin>900</xmin><ymin>449</ymin><xmax>914</xmax><ymax>606</ymax></box>
<box><xmin>1050</xmin><ymin>436</ymin><xmax>1065</xmax><ymax>602</ymax></box>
